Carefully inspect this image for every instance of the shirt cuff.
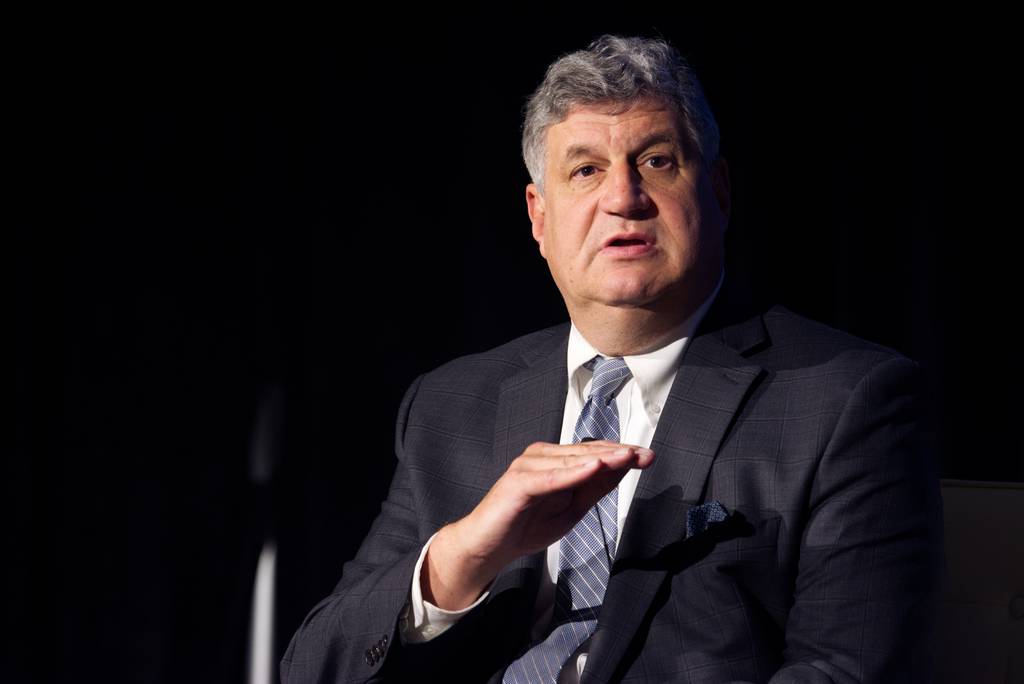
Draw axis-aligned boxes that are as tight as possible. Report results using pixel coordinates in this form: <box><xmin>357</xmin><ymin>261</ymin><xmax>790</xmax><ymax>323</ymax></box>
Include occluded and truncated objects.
<box><xmin>400</xmin><ymin>530</ymin><xmax>491</xmax><ymax>643</ymax></box>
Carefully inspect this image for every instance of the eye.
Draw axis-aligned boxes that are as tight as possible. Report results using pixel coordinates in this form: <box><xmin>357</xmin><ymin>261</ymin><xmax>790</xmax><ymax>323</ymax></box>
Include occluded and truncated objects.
<box><xmin>572</xmin><ymin>164</ymin><xmax>598</xmax><ymax>179</ymax></box>
<box><xmin>645</xmin><ymin>155</ymin><xmax>673</xmax><ymax>170</ymax></box>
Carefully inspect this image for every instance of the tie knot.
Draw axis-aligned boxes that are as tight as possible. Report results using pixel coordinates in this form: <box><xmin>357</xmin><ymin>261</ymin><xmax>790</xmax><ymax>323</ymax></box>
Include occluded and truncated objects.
<box><xmin>585</xmin><ymin>356</ymin><xmax>632</xmax><ymax>403</ymax></box>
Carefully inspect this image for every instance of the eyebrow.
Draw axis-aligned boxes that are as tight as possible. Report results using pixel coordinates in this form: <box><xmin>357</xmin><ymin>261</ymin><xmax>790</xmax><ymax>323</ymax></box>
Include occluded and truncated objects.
<box><xmin>560</xmin><ymin>131</ymin><xmax>682</xmax><ymax>164</ymax></box>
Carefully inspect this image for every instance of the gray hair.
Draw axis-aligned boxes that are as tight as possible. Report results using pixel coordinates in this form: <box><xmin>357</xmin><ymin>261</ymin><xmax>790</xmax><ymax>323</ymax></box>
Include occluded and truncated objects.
<box><xmin>521</xmin><ymin>34</ymin><xmax>720</xmax><ymax>194</ymax></box>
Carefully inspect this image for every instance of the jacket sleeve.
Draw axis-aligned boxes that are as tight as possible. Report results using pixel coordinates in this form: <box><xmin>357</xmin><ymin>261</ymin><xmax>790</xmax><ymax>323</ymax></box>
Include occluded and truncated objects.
<box><xmin>767</xmin><ymin>356</ymin><xmax>945</xmax><ymax>683</ymax></box>
<box><xmin>279</xmin><ymin>374</ymin><xmax>438</xmax><ymax>683</ymax></box>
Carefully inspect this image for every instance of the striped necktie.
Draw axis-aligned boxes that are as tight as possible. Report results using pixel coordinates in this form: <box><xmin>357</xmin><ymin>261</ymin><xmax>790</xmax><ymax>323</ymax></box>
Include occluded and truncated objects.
<box><xmin>503</xmin><ymin>355</ymin><xmax>632</xmax><ymax>683</ymax></box>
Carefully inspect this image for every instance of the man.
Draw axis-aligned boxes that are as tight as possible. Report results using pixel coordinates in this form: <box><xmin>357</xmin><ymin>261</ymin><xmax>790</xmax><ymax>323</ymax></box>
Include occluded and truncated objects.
<box><xmin>281</xmin><ymin>35</ymin><xmax>943</xmax><ymax>683</ymax></box>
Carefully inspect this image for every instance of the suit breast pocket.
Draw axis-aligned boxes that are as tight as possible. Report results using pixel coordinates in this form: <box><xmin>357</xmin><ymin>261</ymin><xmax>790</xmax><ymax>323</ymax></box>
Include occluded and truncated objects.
<box><xmin>631</xmin><ymin>514</ymin><xmax>788</xmax><ymax>681</ymax></box>
<box><xmin>690</xmin><ymin>512</ymin><xmax>791</xmax><ymax>624</ymax></box>
<box><xmin>703</xmin><ymin>511</ymin><xmax>782</xmax><ymax>562</ymax></box>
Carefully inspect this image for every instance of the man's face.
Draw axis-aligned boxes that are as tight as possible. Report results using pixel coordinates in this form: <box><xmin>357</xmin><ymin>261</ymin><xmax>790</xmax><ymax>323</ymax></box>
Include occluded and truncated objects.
<box><xmin>526</xmin><ymin>99</ymin><xmax>730</xmax><ymax>324</ymax></box>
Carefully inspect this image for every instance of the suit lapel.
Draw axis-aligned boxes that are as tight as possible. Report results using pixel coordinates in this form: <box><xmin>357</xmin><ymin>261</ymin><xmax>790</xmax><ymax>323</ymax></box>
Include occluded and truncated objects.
<box><xmin>486</xmin><ymin>325</ymin><xmax>569</xmax><ymax>602</ymax></box>
<box><xmin>583</xmin><ymin>311</ymin><xmax>768</xmax><ymax>683</ymax></box>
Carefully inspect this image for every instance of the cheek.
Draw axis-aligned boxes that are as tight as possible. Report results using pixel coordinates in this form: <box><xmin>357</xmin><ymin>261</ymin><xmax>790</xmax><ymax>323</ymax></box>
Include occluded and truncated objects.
<box><xmin>547</xmin><ymin>214</ymin><xmax>590</xmax><ymax>265</ymax></box>
<box><xmin>661</xmin><ymin>215</ymin><xmax>701</xmax><ymax>257</ymax></box>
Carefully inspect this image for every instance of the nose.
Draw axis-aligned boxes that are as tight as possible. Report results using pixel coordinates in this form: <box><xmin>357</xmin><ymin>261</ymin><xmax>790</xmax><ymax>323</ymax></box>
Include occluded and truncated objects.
<box><xmin>598</xmin><ymin>161</ymin><xmax>652</xmax><ymax>217</ymax></box>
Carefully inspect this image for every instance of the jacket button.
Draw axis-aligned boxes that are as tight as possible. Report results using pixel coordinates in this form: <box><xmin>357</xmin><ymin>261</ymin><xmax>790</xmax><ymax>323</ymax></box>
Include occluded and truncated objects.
<box><xmin>364</xmin><ymin>649</ymin><xmax>374</xmax><ymax>666</ymax></box>
<box><xmin>382</xmin><ymin>634</ymin><xmax>389</xmax><ymax>647</ymax></box>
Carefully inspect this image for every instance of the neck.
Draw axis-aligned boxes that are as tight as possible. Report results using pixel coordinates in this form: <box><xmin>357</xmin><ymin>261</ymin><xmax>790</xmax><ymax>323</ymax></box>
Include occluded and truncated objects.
<box><xmin>570</xmin><ymin>305</ymin><xmax>691</xmax><ymax>356</ymax></box>
<box><xmin>569</xmin><ymin>273</ymin><xmax>723</xmax><ymax>356</ymax></box>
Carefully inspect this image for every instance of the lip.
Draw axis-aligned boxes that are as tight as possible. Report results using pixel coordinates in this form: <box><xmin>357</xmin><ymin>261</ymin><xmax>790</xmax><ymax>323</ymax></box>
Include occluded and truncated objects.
<box><xmin>601</xmin><ymin>232</ymin><xmax>656</xmax><ymax>257</ymax></box>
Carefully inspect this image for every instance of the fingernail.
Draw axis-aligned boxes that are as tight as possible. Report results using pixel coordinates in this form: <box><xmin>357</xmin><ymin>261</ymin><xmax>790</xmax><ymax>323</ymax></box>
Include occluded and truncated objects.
<box><xmin>638</xmin><ymin>447</ymin><xmax>654</xmax><ymax>457</ymax></box>
<box><xmin>615</xmin><ymin>447</ymin><xmax>631</xmax><ymax>456</ymax></box>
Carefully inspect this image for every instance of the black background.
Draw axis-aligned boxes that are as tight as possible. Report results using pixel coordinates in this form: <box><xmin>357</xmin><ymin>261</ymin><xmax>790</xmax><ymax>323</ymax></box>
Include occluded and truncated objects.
<box><xmin>10</xmin><ymin>13</ymin><xmax>1022</xmax><ymax>683</ymax></box>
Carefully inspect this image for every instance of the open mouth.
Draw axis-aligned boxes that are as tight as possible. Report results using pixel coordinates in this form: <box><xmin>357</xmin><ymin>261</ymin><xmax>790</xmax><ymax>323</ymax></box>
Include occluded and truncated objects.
<box><xmin>603</xmin><ymin>233</ymin><xmax>654</xmax><ymax>251</ymax></box>
<box><xmin>601</xmin><ymin>234</ymin><xmax>655</xmax><ymax>258</ymax></box>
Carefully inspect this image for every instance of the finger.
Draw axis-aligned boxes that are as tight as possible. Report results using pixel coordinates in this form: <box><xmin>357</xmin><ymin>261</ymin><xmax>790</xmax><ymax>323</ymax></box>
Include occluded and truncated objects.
<box><xmin>563</xmin><ymin>447</ymin><xmax>634</xmax><ymax>470</ymax></box>
<box><xmin>538</xmin><ymin>448</ymin><xmax>634</xmax><ymax>472</ymax></box>
<box><xmin>518</xmin><ymin>445</ymin><xmax>654</xmax><ymax>499</ymax></box>
<box><xmin>519</xmin><ymin>459</ymin><xmax>606</xmax><ymax>497</ymax></box>
<box><xmin>556</xmin><ymin>446</ymin><xmax>655</xmax><ymax>471</ymax></box>
<box><xmin>531</xmin><ymin>439</ymin><xmax>651</xmax><ymax>454</ymax></box>
<box><xmin>515</xmin><ymin>445</ymin><xmax>627</xmax><ymax>472</ymax></box>
<box><xmin>520</xmin><ymin>442</ymin><xmax>654</xmax><ymax>470</ymax></box>
<box><xmin>523</xmin><ymin>440</ymin><xmax>622</xmax><ymax>458</ymax></box>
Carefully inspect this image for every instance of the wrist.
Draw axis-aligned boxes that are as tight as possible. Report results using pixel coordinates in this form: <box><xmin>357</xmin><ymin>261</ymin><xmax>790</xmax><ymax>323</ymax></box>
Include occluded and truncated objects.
<box><xmin>423</xmin><ymin>520</ymin><xmax>501</xmax><ymax>610</ymax></box>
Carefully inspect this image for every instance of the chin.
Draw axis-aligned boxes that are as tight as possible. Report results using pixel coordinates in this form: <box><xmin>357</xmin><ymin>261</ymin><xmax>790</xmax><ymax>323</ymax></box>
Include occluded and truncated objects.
<box><xmin>595</xmin><ymin>275</ymin><xmax>661</xmax><ymax>306</ymax></box>
<box><xmin>598</xmin><ymin>288</ymin><xmax>659</xmax><ymax>309</ymax></box>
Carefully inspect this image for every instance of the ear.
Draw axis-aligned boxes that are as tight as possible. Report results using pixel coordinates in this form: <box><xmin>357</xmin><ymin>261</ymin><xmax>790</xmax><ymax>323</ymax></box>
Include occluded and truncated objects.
<box><xmin>710</xmin><ymin>157</ymin><xmax>731</xmax><ymax>229</ymax></box>
<box><xmin>526</xmin><ymin>182</ymin><xmax>547</xmax><ymax>258</ymax></box>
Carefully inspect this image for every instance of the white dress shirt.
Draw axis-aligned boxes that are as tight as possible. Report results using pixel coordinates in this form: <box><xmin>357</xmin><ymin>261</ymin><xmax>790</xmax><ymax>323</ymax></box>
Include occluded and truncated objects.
<box><xmin>400</xmin><ymin>273</ymin><xmax>723</xmax><ymax>680</ymax></box>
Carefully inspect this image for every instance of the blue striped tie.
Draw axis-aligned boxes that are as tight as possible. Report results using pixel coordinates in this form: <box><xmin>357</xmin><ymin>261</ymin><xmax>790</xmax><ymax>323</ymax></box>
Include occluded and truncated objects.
<box><xmin>503</xmin><ymin>355</ymin><xmax>632</xmax><ymax>683</ymax></box>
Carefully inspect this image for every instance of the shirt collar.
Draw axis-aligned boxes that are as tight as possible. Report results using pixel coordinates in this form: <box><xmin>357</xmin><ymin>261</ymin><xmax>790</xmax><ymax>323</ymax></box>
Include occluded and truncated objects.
<box><xmin>566</xmin><ymin>270</ymin><xmax>724</xmax><ymax>407</ymax></box>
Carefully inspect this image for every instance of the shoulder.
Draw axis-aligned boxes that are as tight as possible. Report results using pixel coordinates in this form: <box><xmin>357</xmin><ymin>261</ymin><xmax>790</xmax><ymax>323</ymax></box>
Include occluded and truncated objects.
<box><xmin>411</xmin><ymin>322</ymin><xmax>569</xmax><ymax>399</ymax></box>
<box><xmin>392</xmin><ymin>322</ymin><xmax>569</xmax><ymax>454</ymax></box>
<box><xmin>707</xmin><ymin>304</ymin><xmax>925</xmax><ymax>414</ymax></box>
<box><xmin>756</xmin><ymin>304</ymin><xmax>919</xmax><ymax>375</ymax></box>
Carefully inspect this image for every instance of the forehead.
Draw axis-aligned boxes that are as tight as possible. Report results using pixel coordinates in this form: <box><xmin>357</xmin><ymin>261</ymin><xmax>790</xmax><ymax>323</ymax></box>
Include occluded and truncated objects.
<box><xmin>546</xmin><ymin>100</ymin><xmax>685</xmax><ymax>157</ymax></box>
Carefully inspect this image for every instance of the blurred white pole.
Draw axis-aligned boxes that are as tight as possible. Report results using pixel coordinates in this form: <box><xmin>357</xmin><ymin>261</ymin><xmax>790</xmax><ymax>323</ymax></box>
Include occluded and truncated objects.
<box><xmin>247</xmin><ymin>385</ymin><xmax>283</xmax><ymax>684</ymax></box>
<box><xmin>248</xmin><ymin>538</ymin><xmax>277</xmax><ymax>684</ymax></box>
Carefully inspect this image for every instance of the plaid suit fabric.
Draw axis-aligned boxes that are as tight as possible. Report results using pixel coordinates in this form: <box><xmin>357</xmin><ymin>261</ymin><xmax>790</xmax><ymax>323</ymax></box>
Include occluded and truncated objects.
<box><xmin>280</xmin><ymin>305</ymin><xmax>943</xmax><ymax>684</ymax></box>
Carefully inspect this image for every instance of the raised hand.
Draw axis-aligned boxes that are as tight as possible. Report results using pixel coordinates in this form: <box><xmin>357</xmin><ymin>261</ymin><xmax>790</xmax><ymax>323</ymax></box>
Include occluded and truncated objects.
<box><xmin>422</xmin><ymin>440</ymin><xmax>654</xmax><ymax>610</ymax></box>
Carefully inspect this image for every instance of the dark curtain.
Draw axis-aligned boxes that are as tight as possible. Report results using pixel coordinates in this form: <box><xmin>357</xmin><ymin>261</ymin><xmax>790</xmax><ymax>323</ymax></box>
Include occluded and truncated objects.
<box><xmin>10</xmin><ymin>15</ymin><xmax>1021</xmax><ymax>683</ymax></box>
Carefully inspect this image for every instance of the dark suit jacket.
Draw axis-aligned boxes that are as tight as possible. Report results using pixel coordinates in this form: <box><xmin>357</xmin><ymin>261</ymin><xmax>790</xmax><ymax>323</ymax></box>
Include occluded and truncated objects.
<box><xmin>281</xmin><ymin>298</ymin><xmax>944</xmax><ymax>683</ymax></box>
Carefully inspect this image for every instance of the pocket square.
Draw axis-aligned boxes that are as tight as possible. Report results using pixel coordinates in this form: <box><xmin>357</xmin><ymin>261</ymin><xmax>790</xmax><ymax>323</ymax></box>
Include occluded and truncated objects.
<box><xmin>686</xmin><ymin>500</ymin><xmax>730</xmax><ymax>538</ymax></box>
